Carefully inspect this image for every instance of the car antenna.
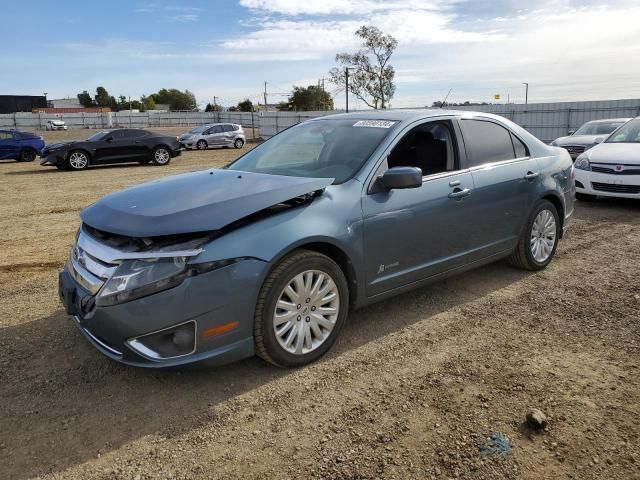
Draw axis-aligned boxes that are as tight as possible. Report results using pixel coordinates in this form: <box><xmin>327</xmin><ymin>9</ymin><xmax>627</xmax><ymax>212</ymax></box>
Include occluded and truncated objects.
<box><xmin>440</xmin><ymin>88</ymin><xmax>452</xmax><ymax>108</ymax></box>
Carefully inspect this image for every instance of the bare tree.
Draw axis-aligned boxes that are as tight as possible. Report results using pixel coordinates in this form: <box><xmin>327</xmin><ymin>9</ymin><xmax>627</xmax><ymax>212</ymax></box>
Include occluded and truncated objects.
<box><xmin>329</xmin><ymin>25</ymin><xmax>398</xmax><ymax>109</ymax></box>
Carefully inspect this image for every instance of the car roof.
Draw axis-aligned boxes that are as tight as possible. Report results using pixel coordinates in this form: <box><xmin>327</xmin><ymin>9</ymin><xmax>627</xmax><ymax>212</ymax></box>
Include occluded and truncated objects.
<box><xmin>584</xmin><ymin>118</ymin><xmax>631</xmax><ymax>124</ymax></box>
<box><xmin>308</xmin><ymin>109</ymin><xmax>520</xmax><ymax>125</ymax></box>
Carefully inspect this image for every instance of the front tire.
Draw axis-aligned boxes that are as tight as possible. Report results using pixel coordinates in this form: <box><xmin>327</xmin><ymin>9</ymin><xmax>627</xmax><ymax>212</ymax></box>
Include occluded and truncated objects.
<box><xmin>254</xmin><ymin>250</ymin><xmax>349</xmax><ymax>368</ymax></box>
<box><xmin>67</xmin><ymin>150</ymin><xmax>89</xmax><ymax>170</ymax></box>
<box><xmin>576</xmin><ymin>192</ymin><xmax>596</xmax><ymax>202</ymax></box>
<box><xmin>196</xmin><ymin>140</ymin><xmax>208</xmax><ymax>150</ymax></box>
<box><xmin>152</xmin><ymin>146</ymin><xmax>171</xmax><ymax>166</ymax></box>
<box><xmin>508</xmin><ymin>199</ymin><xmax>559</xmax><ymax>271</ymax></box>
<box><xmin>18</xmin><ymin>149</ymin><xmax>36</xmax><ymax>162</ymax></box>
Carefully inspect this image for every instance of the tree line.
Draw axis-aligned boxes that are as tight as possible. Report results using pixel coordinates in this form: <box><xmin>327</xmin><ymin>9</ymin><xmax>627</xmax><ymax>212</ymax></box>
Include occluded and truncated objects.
<box><xmin>77</xmin><ymin>87</ymin><xmax>197</xmax><ymax>112</ymax></box>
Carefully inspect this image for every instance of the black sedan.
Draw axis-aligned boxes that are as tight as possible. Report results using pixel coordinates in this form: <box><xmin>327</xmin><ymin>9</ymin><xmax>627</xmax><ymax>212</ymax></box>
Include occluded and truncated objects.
<box><xmin>40</xmin><ymin>129</ymin><xmax>182</xmax><ymax>171</ymax></box>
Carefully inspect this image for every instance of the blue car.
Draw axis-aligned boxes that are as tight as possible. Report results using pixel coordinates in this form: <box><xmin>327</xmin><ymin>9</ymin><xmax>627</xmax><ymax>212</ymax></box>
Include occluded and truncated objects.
<box><xmin>58</xmin><ymin>110</ymin><xmax>574</xmax><ymax>368</ymax></box>
<box><xmin>0</xmin><ymin>129</ymin><xmax>45</xmax><ymax>162</ymax></box>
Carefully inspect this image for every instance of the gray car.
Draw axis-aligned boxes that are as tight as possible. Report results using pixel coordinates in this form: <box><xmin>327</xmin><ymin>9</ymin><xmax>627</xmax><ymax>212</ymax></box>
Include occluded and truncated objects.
<box><xmin>179</xmin><ymin>123</ymin><xmax>245</xmax><ymax>150</ymax></box>
<box><xmin>58</xmin><ymin>110</ymin><xmax>574</xmax><ymax>368</ymax></box>
<box><xmin>551</xmin><ymin>118</ymin><xmax>629</xmax><ymax>159</ymax></box>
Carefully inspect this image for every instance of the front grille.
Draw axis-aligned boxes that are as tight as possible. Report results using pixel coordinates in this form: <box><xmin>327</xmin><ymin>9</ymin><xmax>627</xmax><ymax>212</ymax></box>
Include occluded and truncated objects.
<box><xmin>563</xmin><ymin>145</ymin><xmax>586</xmax><ymax>156</ymax></box>
<box><xmin>592</xmin><ymin>182</ymin><xmax>640</xmax><ymax>194</ymax></box>
<box><xmin>591</xmin><ymin>164</ymin><xmax>640</xmax><ymax>175</ymax></box>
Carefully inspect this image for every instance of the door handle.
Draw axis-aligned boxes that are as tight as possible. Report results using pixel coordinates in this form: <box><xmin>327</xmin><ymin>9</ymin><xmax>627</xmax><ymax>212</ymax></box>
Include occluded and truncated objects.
<box><xmin>449</xmin><ymin>180</ymin><xmax>461</xmax><ymax>187</ymax></box>
<box><xmin>524</xmin><ymin>171</ymin><xmax>540</xmax><ymax>180</ymax></box>
<box><xmin>448</xmin><ymin>188</ymin><xmax>471</xmax><ymax>200</ymax></box>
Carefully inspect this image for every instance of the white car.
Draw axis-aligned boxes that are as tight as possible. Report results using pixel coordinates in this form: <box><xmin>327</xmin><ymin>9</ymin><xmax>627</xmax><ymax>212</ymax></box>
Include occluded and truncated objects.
<box><xmin>46</xmin><ymin>120</ymin><xmax>68</xmax><ymax>131</ymax></box>
<box><xmin>574</xmin><ymin>117</ymin><xmax>640</xmax><ymax>200</ymax></box>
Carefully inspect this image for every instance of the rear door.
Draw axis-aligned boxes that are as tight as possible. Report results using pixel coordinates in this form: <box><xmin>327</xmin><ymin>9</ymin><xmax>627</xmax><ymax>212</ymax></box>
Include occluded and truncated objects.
<box><xmin>0</xmin><ymin>131</ymin><xmax>20</xmax><ymax>160</ymax></box>
<box><xmin>458</xmin><ymin>118</ymin><xmax>540</xmax><ymax>261</ymax></box>
<box><xmin>221</xmin><ymin>124</ymin><xmax>235</xmax><ymax>145</ymax></box>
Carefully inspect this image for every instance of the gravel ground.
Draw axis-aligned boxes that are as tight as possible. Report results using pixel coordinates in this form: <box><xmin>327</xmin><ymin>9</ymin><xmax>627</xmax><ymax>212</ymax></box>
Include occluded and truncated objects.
<box><xmin>0</xmin><ymin>129</ymin><xmax>639</xmax><ymax>480</ymax></box>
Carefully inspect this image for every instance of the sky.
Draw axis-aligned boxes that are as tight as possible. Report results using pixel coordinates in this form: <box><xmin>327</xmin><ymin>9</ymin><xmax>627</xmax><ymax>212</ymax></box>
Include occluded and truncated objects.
<box><xmin>1</xmin><ymin>0</ymin><xmax>640</xmax><ymax>109</ymax></box>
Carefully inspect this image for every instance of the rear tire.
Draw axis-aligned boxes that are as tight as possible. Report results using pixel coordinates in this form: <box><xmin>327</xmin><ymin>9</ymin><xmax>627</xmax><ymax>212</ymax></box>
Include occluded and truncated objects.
<box><xmin>254</xmin><ymin>250</ymin><xmax>349</xmax><ymax>368</ymax></box>
<box><xmin>234</xmin><ymin>138</ymin><xmax>245</xmax><ymax>149</ymax></box>
<box><xmin>18</xmin><ymin>149</ymin><xmax>36</xmax><ymax>162</ymax></box>
<box><xmin>576</xmin><ymin>192</ymin><xmax>597</xmax><ymax>202</ymax></box>
<box><xmin>508</xmin><ymin>199</ymin><xmax>559</xmax><ymax>271</ymax></box>
<box><xmin>152</xmin><ymin>146</ymin><xmax>171</xmax><ymax>166</ymax></box>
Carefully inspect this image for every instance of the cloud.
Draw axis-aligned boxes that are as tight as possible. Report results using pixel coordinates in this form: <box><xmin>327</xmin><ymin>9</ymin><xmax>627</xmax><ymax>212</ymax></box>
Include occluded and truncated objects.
<box><xmin>169</xmin><ymin>14</ymin><xmax>199</xmax><ymax>22</ymax></box>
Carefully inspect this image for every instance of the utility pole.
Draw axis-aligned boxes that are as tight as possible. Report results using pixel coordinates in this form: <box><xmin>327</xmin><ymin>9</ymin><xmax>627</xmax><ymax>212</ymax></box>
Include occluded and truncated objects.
<box><xmin>522</xmin><ymin>82</ymin><xmax>529</xmax><ymax>105</ymax></box>
<box><xmin>213</xmin><ymin>96</ymin><xmax>217</xmax><ymax>110</ymax></box>
<box><xmin>263</xmin><ymin>82</ymin><xmax>268</xmax><ymax>112</ymax></box>
<box><xmin>345</xmin><ymin>67</ymin><xmax>350</xmax><ymax>113</ymax></box>
<box><xmin>321</xmin><ymin>77</ymin><xmax>326</xmax><ymax>111</ymax></box>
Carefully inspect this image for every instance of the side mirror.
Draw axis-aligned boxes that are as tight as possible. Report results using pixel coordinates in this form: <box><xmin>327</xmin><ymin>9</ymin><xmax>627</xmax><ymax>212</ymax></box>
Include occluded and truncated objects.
<box><xmin>568</xmin><ymin>130</ymin><xmax>575</xmax><ymax>135</ymax></box>
<box><xmin>380</xmin><ymin>167</ymin><xmax>423</xmax><ymax>190</ymax></box>
<box><xmin>593</xmin><ymin>136</ymin><xmax>605</xmax><ymax>144</ymax></box>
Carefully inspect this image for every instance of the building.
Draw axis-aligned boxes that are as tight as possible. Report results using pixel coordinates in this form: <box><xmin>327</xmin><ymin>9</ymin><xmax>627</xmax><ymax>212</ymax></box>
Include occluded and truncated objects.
<box><xmin>49</xmin><ymin>97</ymin><xmax>83</xmax><ymax>109</ymax></box>
<box><xmin>0</xmin><ymin>95</ymin><xmax>47</xmax><ymax>114</ymax></box>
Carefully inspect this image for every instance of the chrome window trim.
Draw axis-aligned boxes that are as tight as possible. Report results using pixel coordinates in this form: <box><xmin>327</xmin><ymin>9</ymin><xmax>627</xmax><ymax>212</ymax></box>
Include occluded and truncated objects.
<box><xmin>126</xmin><ymin>320</ymin><xmax>197</xmax><ymax>361</ymax></box>
<box><xmin>421</xmin><ymin>168</ymin><xmax>471</xmax><ymax>183</ymax></box>
<box><xmin>77</xmin><ymin>229</ymin><xmax>202</xmax><ymax>264</ymax></box>
<box><xmin>468</xmin><ymin>156</ymin><xmax>532</xmax><ymax>172</ymax></box>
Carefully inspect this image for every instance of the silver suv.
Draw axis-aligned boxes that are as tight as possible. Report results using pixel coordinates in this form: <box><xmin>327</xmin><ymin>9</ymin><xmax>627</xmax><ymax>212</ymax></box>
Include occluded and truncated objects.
<box><xmin>179</xmin><ymin>123</ymin><xmax>245</xmax><ymax>150</ymax></box>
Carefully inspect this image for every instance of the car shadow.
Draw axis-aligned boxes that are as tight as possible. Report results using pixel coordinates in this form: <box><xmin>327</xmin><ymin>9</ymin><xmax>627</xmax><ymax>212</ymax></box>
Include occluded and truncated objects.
<box><xmin>3</xmin><ymin>163</ymin><xmax>152</xmax><ymax>176</ymax></box>
<box><xmin>0</xmin><ymin>261</ymin><xmax>528</xmax><ymax>479</ymax></box>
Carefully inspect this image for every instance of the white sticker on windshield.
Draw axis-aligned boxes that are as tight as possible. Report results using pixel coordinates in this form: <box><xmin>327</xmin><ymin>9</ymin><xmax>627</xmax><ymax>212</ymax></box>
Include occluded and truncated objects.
<box><xmin>353</xmin><ymin>120</ymin><xmax>396</xmax><ymax>128</ymax></box>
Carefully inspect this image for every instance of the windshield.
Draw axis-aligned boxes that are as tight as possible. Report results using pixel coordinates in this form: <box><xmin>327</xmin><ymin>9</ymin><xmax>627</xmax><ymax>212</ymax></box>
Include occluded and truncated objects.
<box><xmin>86</xmin><ymin>131</ymin><xmax>110</xmax><ymax>142</ymax></box>
<box><xmin>189</xmin><ymin>126</ymin><xmax>208</xmax><ymax>134</ymax></box>
<box><xmin>574</xmin><ymin>121</ymin><xmax>624</xmax><ymax>136</ymax></box>
<box><xmin>226</xmin><ymin>119</ymin><xmax>396</xmax><ymax>184</ymax></box>
<box><xmin>606</xmin><ymin>118</ymin><xmax>640</xmax><ymax>143</ymax></box>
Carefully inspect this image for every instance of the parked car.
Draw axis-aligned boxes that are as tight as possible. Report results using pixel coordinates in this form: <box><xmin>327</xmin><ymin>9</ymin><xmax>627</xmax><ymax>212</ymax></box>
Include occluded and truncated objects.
<box><xmin>574</xmin><ymin>117</ymin><xmax>640</xmax><ymax>201</ymax></box>
<box><xmin>179</xmin><ymin>123</ymin><xmax>245</xmax><ymax>150</ymax></box>
<box><xmin>46</xmin><ymin>119</ymin><xmax>68</xmax><ymax>131</ymax></box>
<box><xmin>0</xmin><ymin>129</ymin><xmax>44</xmax><ymax>162</ymax></box>
<box><xmin>550</xmin><ymin>118</ymin><xmax>629</xmax><ymax>159</ymax></box>
<box><xmin>40</xmin><ymin>128</ymin><xmax>182</xmax><ymax>170</ymax></box>
<box><xmin>59</xmin><ymin>111</ymin><xmax>574</xmax><ymax>368</ymax></box>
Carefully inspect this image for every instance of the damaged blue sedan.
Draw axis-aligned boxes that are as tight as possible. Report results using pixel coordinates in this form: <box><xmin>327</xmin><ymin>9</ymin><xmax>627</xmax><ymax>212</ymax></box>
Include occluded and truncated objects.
<box><xmin>59</xmin><ymin>111</ymin><xmax>574</xmax><ymax>368</ymax></box>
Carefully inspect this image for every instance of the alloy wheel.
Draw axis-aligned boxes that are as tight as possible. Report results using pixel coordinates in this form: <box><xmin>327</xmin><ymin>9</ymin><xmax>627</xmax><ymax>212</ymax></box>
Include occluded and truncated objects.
<box><xmin>273</xmin><ymin>270</ymin><xmax>340</xmax><ymax>355</ymax></box>
<box><xmin>154</xmin><ymin>148</ymin><xmax>170</xmax><ymax>165</ymax></box>
<box><xmin>68</xmin><ymin>152</ymin><xmax>88</xmax><ymax>169</ymax></box>
<box><xmin>530</xmin><ymin>209</ymin><xmax>557</xmax><ymax>263</ymax></box>
<box><xmin>196</xmin><ymin>140</ymin><xmax>207</xmax><ymax>150</ymax></box>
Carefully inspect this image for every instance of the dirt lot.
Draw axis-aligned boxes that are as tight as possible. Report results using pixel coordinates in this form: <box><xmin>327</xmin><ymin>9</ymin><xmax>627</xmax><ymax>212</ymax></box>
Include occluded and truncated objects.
<box><xmin>0</xmin><ymin>129</ymin><xmax>639</xmax><ymax>480</ymax></box>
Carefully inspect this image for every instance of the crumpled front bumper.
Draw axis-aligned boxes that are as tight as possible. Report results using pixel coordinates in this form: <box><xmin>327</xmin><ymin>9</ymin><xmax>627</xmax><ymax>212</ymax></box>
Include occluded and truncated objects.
<box><xmin>40</xmin><ymin>151</ymin><xmax>64</xmax><ymax>166</ymax></box>
<box><xmin>59</xmin><ymin>258</ymin><xmax>269</xmax><ymax>368</ymax></box>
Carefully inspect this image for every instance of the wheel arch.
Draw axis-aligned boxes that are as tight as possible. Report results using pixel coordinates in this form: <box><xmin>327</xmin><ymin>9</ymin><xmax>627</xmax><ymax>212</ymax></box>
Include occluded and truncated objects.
<box><xmin>66</xmin><ymin>148</ymin><xmax>92</xmax><ymax>164</ymax></box>
<box><xmin>270</xmin><ymin>240</ymin><xmax>359</xmax><ymax>308</ymax></box>
<box><xmin>539</xmin><ymin>191</ymin><xmax>565</xmax><ymax>238</ymax></box>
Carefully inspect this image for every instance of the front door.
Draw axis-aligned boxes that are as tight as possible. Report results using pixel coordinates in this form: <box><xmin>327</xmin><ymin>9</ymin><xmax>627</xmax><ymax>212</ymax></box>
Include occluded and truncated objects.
<box><xmin>204</xmin><ymin>125</ymin><xmax>224</xmax><ymax>146</ymax></box>
<box><xmin>361</xmin><ymin>120</ymin><xmax>475</xmax><ymax>298</ymax></box>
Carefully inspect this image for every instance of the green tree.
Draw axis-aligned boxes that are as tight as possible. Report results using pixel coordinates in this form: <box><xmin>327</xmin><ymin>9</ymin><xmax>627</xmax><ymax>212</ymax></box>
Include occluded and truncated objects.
<box><xmin>141</xmin><ymin>95</ymin><xmax>156</xmax><ymax>111</ymax></box>
<box><xmin>329</xmin><ymin>25</ymin><xmax>398</xmax><ymax>109</ymax></box>
<box><xmin>287</xmin><ymin>85</ymin><xmax>334</xmax><ymax>111</ymax></box>
<box><xmin>237</xmin><ymin>99</ymin><xmax>254</xmax><ymax>112</ymax></box>
<box><xmin>150</xmin><ymin>88</ymin><xmax>197</xmax><ymax>111</ymax></box>
<box><xmin>77</xmin><ymin>90</ymin><xmax>94</xmax><ymax>107</ymax></box>
<box><xmin>94</xmin><ymin>86</ymin><xmax>112</xmax><ymax>108</ymax></box>
<box><xmin>205</xmin><ymin>103</ymin><xmax>221</xmax><ymax>112</ymax></box>
<box><xmin>276</xmin><ymin>101</ymin><xmax>291</xmax><ymax>111</ymax></box>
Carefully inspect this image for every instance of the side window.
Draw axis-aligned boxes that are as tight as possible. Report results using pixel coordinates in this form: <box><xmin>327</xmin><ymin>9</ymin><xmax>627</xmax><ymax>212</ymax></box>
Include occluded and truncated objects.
<box><xmin>511</xmin><ymin>133</ymin><xmax>529</xmax><ymax>158</ymax></box>
<box><xmin>387</xmin><ymin>121</ymin><xmax>456</xmax><ymax>176</ymax></box>
<box><xmin>461</xmin><ymin>119</ymin><xmax>517</xmax><ymax>167</ymax></box>
<box><xmin>125</xmin><ymin>130</ymin><xmax>147</xmax><ymax>139</ymax></box>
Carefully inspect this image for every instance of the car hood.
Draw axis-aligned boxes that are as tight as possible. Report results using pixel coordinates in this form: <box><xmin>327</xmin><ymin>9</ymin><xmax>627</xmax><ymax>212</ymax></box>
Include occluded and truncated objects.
<box><xmin>44</xmin><ymin>141</ymin><xmax>77</xmax><ymax>150</ymax></box>
<box><xmin>80</xmin><ymin>169</ymin><xmax>334</xmax><ymax>237</ymax></box>
<box><xmin>583</xmin><ymin>142</ymin><xmax>640</xmax><ymax>164</ymax></box>
<box><xmin>553</xmin><ymin>135</ymin><xmax>601</xmax><ymax>146</ymax></box>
